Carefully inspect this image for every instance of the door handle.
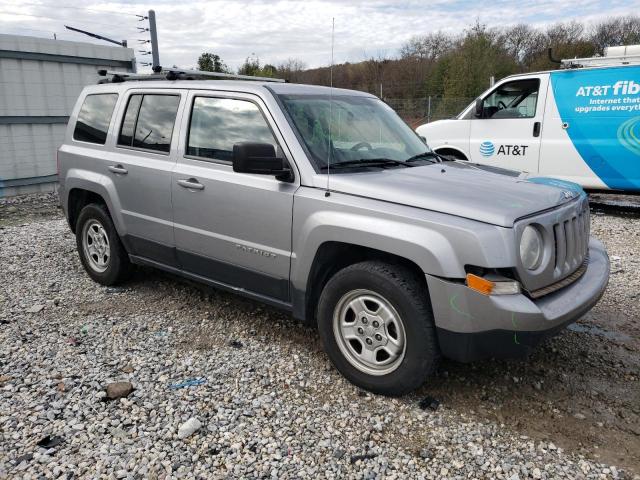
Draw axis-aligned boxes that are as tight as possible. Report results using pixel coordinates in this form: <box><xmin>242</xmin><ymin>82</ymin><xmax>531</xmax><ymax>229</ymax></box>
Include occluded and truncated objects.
<box><xmin>533</xmin><ymin>121</ymin><xmax>541</xmax><ymax>138</ymax></box>
<box><xmin>177</xmin><ymin>178</ymin><xmax>204</xmax><ymax>190</ymax></box>
<box><xmin>108</xmin><ymin>164</ymin><xmax>128</xmax><ymax>175</ymax></box>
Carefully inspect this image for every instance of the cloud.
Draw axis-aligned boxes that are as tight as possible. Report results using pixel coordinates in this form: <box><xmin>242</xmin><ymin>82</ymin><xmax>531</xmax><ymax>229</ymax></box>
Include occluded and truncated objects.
<box><xmin>1</xmin><ymin>0</ymin><xmax>639</xmax><ymax>71</ymax></box>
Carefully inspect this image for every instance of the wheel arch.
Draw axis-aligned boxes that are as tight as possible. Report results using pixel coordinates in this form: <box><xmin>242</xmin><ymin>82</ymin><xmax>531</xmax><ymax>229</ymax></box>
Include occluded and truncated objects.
<box><xmin>63</xmin><ymin>171</ymin><xmax>125</xmax><ymax>235</ymax></box>
<box><xmin>67</xmin><ymin>188</ymin><xmax>108</xmax><ymax>233</ymax></box>
<box><xmin>433</xmin><ymin>146</ymin><xmax>468</xmax><ymax>160</ymax></box>
<box><xmin>293</xmin><ymin>241</ymin><xmax>435</xmax><ymax>327</ymax></box>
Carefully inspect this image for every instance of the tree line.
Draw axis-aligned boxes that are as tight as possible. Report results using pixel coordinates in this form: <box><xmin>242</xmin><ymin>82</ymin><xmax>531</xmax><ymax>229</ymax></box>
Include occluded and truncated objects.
<box><xmin>198</xmin><ymin>16</ymin><xmax>640</xmax><ymax>101</ymax></box>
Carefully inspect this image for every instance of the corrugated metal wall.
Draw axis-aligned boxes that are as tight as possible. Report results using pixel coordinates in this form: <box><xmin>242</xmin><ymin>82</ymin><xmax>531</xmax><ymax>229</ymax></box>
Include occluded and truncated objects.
<box><xmin>0</xmin><ymin>34</ymin><xmax>135</xmax><ymax>196</ymax></box>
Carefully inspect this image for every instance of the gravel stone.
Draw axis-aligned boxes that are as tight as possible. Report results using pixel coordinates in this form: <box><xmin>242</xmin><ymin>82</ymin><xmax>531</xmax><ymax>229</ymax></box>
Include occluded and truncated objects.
<box><xmin>105</xmin><ymin>382</ymin><xmax>134</xmax><ymax>400</ymax></box>
<box><xmin>0</xmin><ymin>192</ymin><xmax>636</xmax><ymax>479</ymax></box>
<box><xmin>178</xmin><ymin>418</ymin><xmax>202</xmax><ymax>439</ymax></box>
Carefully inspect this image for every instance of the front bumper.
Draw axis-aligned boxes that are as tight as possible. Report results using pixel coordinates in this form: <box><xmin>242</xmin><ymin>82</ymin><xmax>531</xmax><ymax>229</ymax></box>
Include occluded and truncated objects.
<box><xmin>426</xmin><ymin>238</ymin><xmax>609</xmax><ymax>362</ymax></box>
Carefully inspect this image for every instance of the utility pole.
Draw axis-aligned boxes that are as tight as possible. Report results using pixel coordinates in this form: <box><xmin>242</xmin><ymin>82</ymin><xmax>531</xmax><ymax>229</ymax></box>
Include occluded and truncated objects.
<box><xmin>148</xmin><ymin>10</ymin><xmax>160</xmax><ymax>71</ymax></box>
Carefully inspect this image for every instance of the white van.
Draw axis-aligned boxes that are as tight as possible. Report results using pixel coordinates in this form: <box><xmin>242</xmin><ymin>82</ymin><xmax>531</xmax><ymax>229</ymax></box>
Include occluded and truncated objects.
<box><xmin>416</xmin><ymin>46</ymin><xmax>640</xmax><ymax>192</ymax></box>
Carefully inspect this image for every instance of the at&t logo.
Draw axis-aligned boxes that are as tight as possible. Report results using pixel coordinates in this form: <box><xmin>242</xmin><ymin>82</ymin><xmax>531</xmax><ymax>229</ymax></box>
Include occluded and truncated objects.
<box><xmin>479</xmin><ymin>141</ymin><xmax>495</xmax><ymax>157</ymax></box>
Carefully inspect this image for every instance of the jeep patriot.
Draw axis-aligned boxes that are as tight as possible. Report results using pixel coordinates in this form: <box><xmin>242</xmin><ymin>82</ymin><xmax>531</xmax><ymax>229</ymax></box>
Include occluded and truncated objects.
<box><xmin>57</xmin><ymin>70</ymin><xmax>609</xmax><ymax>395</ymax></box>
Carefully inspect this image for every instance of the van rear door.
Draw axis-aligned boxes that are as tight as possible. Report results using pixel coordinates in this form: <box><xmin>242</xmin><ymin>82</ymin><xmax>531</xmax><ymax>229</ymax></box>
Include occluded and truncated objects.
<box><xmin>469</xmin><ymin>74</ymin><xmax>549</xmax><ymax>174</ymax></box>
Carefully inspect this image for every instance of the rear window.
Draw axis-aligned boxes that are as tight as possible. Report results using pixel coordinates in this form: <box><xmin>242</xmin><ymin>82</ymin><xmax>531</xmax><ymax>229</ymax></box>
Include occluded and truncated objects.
<box><xmin>117</xmin><ymin>94</ymin><xmax>180</xmax><ymax>153</ymax></box>
<box><xmin>73</xmin><ymin>94</ymin><xmax>118</xmax><ymax>145</ymax></box>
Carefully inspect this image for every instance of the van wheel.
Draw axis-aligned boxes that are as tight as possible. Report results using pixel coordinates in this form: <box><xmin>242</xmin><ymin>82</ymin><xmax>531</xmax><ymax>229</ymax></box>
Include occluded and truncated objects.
<box><xmin>317</xmin><ymin>261</ymin><xmax>440</xmax><ymax>396</ymax></box>
<box><xmin>75</xmin><ymin>204</ymin><xmax>132</xmax><ymax>285</ymax></box>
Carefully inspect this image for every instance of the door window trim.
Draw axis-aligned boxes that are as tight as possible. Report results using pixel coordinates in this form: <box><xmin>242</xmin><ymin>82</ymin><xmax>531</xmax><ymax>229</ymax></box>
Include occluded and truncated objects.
<box><xmin>115</xmin><ymin>92</ymin><xmax>182</xmax><ymax>156</ymax></box>
<box><xmin>183</xmin><ymin>94</ymin><xmax>283</xmax><ymax>166</ymax></box>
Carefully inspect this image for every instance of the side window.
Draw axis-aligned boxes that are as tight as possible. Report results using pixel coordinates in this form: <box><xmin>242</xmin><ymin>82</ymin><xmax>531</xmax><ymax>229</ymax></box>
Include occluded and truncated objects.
<box><xmin>187</xmin><ymin>97</ymin><xmax>277</xmax><ymax>162</ymax></box>
<box><xmin>117</xmin><ymin>94</ymin><xmax>180</xmax><ymax>153</ymax></box>
<box><xmin>73</xmin><ymin>94</ymin><xmax>118</xmax><ymax>144</ymax></box>
<box><xmin>481</xmin><ymin>79</ymin><xmax>540</xmax><ymax>119</ymax></box>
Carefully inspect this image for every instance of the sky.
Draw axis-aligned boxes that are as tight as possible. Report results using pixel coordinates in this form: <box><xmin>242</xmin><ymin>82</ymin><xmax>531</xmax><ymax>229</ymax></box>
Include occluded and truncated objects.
<box><xmin>1</xmin><ymin>0</ymin><xmax>639</xmax><ymax>72</ymax></box>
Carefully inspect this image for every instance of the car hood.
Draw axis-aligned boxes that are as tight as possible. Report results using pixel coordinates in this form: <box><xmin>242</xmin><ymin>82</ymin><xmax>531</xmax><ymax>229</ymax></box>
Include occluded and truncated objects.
<box><xmin>311</xmin><ymin>162</ymin><xmax>584</xmax><ymax>227</ymax></box>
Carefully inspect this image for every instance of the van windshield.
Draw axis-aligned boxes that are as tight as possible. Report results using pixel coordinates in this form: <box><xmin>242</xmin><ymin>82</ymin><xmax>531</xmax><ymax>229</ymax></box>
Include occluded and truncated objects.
<box><xmin>278</xmin><ymin>94</ymin><xmax>432</xmax><ymax>171</ymax></box>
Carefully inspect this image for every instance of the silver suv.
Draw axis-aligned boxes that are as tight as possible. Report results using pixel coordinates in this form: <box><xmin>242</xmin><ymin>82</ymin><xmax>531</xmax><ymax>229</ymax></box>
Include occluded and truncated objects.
<box><xmin>58</xmin><ymin>71</ymin><xmax>609</xmax><ymax>395</ymax></box>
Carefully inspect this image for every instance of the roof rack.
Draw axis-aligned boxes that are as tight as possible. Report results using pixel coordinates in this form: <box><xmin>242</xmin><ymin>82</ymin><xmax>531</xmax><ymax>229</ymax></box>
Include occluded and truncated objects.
<box><xmin>561</xmin><ymin>54</ymin><xmax>640</xmax><ymax>69</ymax></box>
<box><xmin>97</xmin><ymin>67</ymin><xmax>286</xmax><ymax>84</ymax></box>
<box><xmin>560</xmin><ymin>45</ymin><xmax>640</xmax><ymax>69</ymax></box>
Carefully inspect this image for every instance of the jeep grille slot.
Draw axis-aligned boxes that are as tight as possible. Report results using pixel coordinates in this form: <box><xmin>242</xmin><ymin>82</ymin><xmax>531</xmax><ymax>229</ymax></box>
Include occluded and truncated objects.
<box><xmin>553</xmin><ymin>205</ymin><xmax>589</xmax><ymax>277</ymax></box>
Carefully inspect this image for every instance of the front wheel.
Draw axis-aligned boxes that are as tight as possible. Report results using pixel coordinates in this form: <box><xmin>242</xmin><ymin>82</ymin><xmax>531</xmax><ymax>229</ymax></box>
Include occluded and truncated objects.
<box><xmin>317</xmin><ymin>261</ymin><xmax>440</xmax><ymax>396</ymax></box>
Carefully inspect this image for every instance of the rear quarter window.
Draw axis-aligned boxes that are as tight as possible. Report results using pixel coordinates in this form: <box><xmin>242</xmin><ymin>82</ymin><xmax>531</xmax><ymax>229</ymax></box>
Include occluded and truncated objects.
<box><xmin>73</xmin><ymin>94</ymin><xmax>119</xmax><ymax>145</ymax></box>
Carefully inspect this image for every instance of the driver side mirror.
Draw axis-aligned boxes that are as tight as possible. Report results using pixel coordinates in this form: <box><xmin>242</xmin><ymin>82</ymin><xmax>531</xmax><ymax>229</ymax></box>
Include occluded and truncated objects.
<box><xmin>474</xmin><ymin>98</ymin><xmax>483</xmax><ymax>118</ymax></box>
<box><xmin>233</xmin><ymin>142</ymin><xmax>293</xmax><ymax>181</ymax></box>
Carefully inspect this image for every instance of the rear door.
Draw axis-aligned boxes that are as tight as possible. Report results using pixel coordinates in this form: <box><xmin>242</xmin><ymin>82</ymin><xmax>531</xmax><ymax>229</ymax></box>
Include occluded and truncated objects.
<box><xmin>469</xmin><ymin>75</ymin><xmax>548</xmax><ymax>173</ymax></box>
<box><xmin>108</xmin><ymin>89</ymin><xmax>185</xmax><ymax>266</ymax></box>
<box><xmin>171</xmin><ymin>90</ymin><xmax>298</xmax><ymax>302</ymax></box>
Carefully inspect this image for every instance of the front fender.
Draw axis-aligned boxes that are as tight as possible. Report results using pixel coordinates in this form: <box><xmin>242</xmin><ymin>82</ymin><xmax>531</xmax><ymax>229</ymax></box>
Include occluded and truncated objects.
<box><xmin>291</xmin><ymin>188</ymin><xmax>515</xmax><ymax>293</ymax></box>
<box><xmin>416</xmin><ymin>119</ymin><xmax>470</xmax><ymax>157</ymax></box>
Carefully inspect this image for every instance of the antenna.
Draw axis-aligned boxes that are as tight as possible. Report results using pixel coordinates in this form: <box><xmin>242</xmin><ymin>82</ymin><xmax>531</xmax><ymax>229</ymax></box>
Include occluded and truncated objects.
<box><xmin>325</xmin><ymin>17</ymin><xmax>335</xmax><ymax>198</ymax></box>
<box><xmin>64</xmin><ymin>25</ymin><xmax>127</xmax><ymax>47</ymax></box>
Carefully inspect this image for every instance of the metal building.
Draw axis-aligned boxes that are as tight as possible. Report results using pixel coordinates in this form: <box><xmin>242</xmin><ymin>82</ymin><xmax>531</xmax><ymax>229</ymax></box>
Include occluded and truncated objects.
<box><xmin>0</xmin><ymin>34</ymin><xmax>135</xmax><ymax>197</ymax></box>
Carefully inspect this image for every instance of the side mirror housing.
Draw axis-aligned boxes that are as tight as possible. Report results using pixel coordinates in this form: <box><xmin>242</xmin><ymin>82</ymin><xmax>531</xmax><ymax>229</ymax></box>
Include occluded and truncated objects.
<box><xmin>232</xmin><ymin>142</ymin><xmax>292</xmax><ymax>181</ymax></box>
<box><xmin>474</xmin><ymin>98</ymin><xmax>483</xmax><ymax>118</ymax></box>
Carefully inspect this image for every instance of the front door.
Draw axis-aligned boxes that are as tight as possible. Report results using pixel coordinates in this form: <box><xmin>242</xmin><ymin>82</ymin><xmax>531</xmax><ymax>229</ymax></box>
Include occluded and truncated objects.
<box><xmin>469</xmin><ymin>76</ymin><xmax>548</xmax><ymax>174</ymax></box>
<box><xmin>171</xmin><ymin>92</ymin><xmax>297</xmax><ymax>302</ymax></box>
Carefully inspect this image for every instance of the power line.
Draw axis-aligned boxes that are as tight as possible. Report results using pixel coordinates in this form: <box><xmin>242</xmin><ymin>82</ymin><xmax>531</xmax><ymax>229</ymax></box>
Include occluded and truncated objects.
<box><xmin>11</xmin><ymin>2</ymin><xmax>143</xmax><ymax>18</ymax></box>
<box><xmin>2</xmin><ymin>26</ymin><xmax>139</xmax><ymax>45</ymax></box>
<box><xmin>1</xmin><ymin>27</ymin><xmax>75</xmax><ymax>40</ymax></box>
<box><xmin>0</xmin><ymin>11</ymin><xmax>135</xmax><ymax>30</ymax></box>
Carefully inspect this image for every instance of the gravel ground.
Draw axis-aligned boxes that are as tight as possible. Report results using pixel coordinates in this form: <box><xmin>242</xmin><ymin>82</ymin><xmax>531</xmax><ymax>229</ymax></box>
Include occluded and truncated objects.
<box><xmin>0</xmin><ymin>193</ymin><xmax>638</xmax><ymax>479</ymax></box>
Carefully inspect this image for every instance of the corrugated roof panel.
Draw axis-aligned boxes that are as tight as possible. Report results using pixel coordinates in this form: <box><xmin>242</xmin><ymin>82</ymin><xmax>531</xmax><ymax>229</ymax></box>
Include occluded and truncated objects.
<box><xmin>0</xmin><ymin>34</ymin><xmax>135</xmax><ymax>61</ymax></box>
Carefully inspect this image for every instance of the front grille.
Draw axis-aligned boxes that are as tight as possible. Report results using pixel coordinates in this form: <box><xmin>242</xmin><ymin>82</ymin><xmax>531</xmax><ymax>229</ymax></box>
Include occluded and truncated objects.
<box><xmin>552</xmin><ymin>204</ymin><xmax>590</xmax><ymax>278</ymax></box>
<box><xmin>527</xmin><ymin>255</ymin><xmax>588</xmax><ymax>299</ymax></box>
<box><xmin>514</xmin><ymin>197</ymin><xmax>591</xmax><ymax>296</ymax></box>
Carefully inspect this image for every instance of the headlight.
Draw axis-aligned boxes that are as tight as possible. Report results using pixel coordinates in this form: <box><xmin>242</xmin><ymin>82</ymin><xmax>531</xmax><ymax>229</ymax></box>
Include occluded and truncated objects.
<box><xmin>520</xmin><ymin>225</ymin><xmax>543</xmax><ymax>270</ymax></box>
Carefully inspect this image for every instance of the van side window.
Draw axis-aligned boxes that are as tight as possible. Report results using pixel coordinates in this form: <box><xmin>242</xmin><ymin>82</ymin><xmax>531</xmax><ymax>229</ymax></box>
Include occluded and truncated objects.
<box><xmin>118</xmin><ymin>94</ymin><xmax>180</xmax><ymax>153</ymax></box>
<box><xmin>480</xmin><ymin>79</ymin><xmax>540</xmax><ymax>119</ymax></box>
<box><xmin>73</xmin><ymin>94</ymin><xmax>118</xmax><ymax>144</ymax></box>
<box><xmin>187</xmin><ymin>97</ymin><xmax>277</xmax><ymax>162</ymax></box>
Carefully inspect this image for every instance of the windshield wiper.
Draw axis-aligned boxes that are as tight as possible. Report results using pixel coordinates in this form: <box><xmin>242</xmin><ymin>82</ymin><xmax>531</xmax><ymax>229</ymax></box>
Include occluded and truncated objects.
<box><xmin>320</xmin><ymin>158</ymin><xmax>414</xmax><ymax>170</ymax></box>
<box><xmin>405</xmin><ymin>151</ymin><xmax>441</xmax><ymax>163</ymax></box>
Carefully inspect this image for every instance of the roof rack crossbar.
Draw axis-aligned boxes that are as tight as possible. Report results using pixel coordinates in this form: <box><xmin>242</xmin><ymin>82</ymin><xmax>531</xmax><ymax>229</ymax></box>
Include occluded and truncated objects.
<box><xmin>559</xmin><ymin>53</ymin><xmax>640</xmax><ymax>69</ymax></box>
<box><xmin>97</xmin><ymin>67</ymin><xmax>286</xmax><ymax>83</ymax></box>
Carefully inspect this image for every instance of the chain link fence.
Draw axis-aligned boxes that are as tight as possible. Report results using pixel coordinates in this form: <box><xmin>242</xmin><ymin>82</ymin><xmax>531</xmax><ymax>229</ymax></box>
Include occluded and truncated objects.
<box><xmin>385</xmin><ymin>96</ymin><xmax>475</xmax><ymax>128</ymax></box>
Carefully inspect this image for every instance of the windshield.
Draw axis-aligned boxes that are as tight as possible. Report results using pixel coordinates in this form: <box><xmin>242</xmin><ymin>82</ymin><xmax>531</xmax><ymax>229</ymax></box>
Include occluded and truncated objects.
<box><xmin>278</xmin><ymin>94</ymin><xmax>432</xmax><ymax>170</ymax></box>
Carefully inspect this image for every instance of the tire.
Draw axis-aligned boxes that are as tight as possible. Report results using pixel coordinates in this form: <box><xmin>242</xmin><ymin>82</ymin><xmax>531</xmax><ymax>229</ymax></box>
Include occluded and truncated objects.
<box><xmin>317</xmin><ymin>261</ymin><xmax>440</xmax><ymax>396</ymax></box>
<box><xmin>75</xmin><ymin>203</ymin><xmax>132</xmax><ymax>286</ymax></box>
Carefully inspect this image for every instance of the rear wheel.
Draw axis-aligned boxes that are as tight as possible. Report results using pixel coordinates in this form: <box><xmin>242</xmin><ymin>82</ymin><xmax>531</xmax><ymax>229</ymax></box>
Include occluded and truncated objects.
<box><xmin>317</xmin><ymin>261</ymin><xmax>440</xmax><ymax>396</ymax></box>
<box><xmin>75</xmin><ymin>204</ymin><xmax>132</xmax><ymax>285</ymax></box>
